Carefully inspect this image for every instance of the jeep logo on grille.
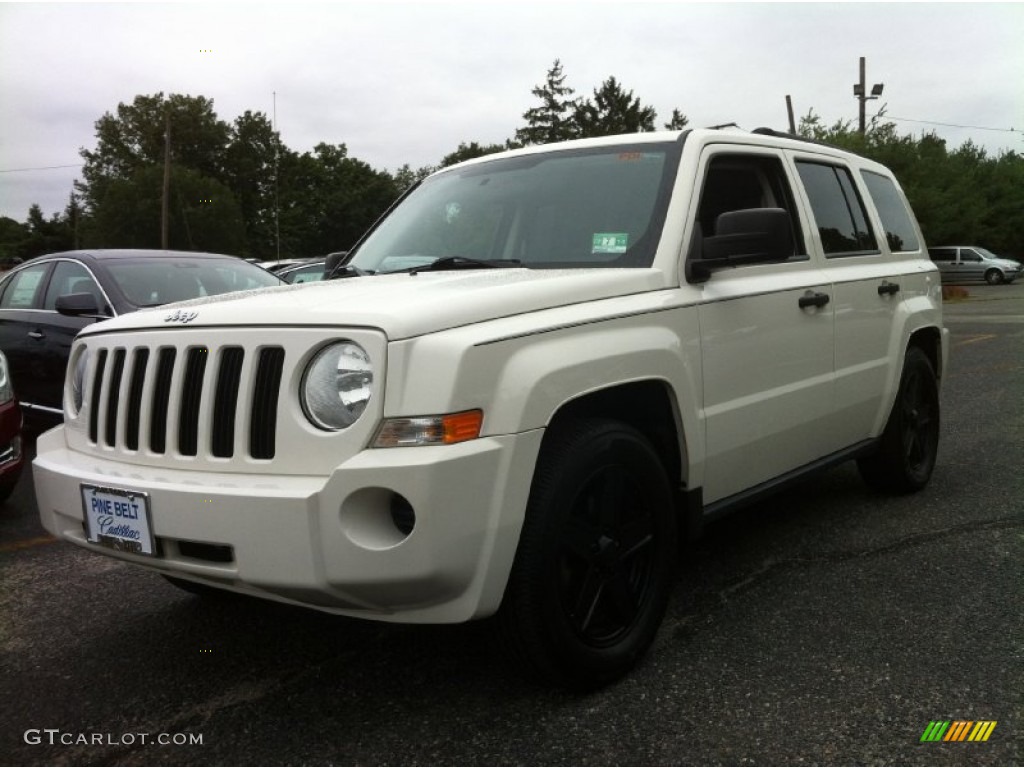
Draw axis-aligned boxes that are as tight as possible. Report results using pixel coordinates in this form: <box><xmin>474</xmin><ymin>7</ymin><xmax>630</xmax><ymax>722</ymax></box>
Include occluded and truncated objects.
<box><xmin>164</xmin><ymin>309</ymin><xmax>199</xmax><ymax>324</ymax></box>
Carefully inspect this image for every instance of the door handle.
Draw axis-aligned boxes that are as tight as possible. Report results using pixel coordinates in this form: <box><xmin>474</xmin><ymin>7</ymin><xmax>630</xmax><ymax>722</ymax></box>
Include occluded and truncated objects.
<box><xmin>877</xmin><ymin>281</ymin><xmax>900</xmax><ymax>296</ymax></box>
<box><xmin>798</xmin><ymin>291</ymin><xmax>830</xmax><ymax>309</ymax></box>
<box><xmin>28</xmin><ymin>329</ymin><xmax>45</xmax><ymax>340</ymax></box>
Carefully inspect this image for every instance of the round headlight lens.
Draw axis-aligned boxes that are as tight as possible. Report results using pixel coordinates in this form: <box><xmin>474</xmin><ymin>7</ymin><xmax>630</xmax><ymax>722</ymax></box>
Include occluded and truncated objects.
<box><xmin>70</xmin><ymin>347</ymin><xmax>90</xmax><ymax>415</ymax></box>
<box><xmin>301</xmin><ymin>341</ymin><xmax>373</xmax><ymax>431</ymax></box>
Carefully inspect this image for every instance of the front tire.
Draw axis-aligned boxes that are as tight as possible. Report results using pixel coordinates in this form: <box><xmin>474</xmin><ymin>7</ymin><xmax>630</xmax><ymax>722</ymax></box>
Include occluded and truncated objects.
<box><xmin>984</xmin><ymin>269</ymin><xmax>1003</xmax><ymax>285</ymax></box>
<box><xmin>857</xmin><ymin>347</ymin><xmax>940</xmax><ymax>493</ymax></box>
<box><xmin>498</xmin><ymin>418</ymin><xmax>677</xmax><ymax>689</ymax></box>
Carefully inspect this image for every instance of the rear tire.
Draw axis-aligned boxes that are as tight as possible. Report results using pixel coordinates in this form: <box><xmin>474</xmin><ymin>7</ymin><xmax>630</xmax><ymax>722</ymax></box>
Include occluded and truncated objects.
<box><xmin>857</xmin><ymin>347</ymin><xmax>940</xmax><ymax>493</ymax></box>
<box><xmin>498</xmin><ymin>418</ymin><xmax>677</xmax><ymax>689</ymax></box>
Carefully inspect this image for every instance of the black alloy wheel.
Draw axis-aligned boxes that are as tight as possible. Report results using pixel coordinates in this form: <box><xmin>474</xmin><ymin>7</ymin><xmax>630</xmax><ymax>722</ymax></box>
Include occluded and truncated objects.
<box><xmin>499</xmin><ymin>418</ymin><xmax>677</xmax><ymax>689</ymax></box>
<box><xmin>858</xmin><ymin>346</ymin><xmax>940</xmax><ymax>493</ymax></box>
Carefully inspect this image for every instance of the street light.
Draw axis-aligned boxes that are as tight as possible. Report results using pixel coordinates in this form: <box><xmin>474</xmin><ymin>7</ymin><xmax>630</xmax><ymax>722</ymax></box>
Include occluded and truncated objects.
<box><xmin>854</xmin><ymin>56</ymin><xmax>884</xmax><ymax>134</ymax></box>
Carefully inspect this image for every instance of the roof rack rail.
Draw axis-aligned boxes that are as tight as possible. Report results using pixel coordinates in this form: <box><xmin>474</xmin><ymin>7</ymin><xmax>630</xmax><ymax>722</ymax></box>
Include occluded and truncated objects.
<box><xmin>752</xmin><ymin>127</ymin><xmax>841</xmax><ymax>149</ymax></box>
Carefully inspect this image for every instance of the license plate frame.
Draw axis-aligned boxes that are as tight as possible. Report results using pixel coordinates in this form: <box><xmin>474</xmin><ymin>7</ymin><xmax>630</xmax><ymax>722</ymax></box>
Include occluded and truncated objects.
<box><xmin>81</xmin><ymin>484</ymin><xmax>156</xmax><ymax>556</ymax></box>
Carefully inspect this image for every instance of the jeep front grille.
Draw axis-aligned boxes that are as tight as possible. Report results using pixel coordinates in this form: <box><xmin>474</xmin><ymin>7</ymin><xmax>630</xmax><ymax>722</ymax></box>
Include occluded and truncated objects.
<box><xmin>85</xmin><ymin>343</ymin><xmax>285</xmax><ymax>460</ymax></box>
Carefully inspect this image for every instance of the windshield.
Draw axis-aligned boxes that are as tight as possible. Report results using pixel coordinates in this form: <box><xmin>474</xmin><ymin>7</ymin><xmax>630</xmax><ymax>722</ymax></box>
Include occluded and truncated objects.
<box><xmin>107</xmin><ymin>257</ymin><xmax>283</xmax><ymax>307</ymax></box>
<box><xmin>348</xmin><ymin>142</ymin><xmax>681</xmax><ymax>273</ymax></box>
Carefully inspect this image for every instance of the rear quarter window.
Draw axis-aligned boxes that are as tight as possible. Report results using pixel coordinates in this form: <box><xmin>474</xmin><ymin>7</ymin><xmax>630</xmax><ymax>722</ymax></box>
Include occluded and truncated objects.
<box><xmin>860</xmin><ymin>170</ymin><xmax>920</xmax><ymax>252</ymax></box>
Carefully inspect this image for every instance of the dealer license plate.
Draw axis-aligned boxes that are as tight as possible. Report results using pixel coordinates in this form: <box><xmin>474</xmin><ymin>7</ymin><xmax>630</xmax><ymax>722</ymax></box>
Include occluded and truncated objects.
<box><xmin>81</xmin><ymin>485</ymin><xmax>156</xmax><ymax>556</ymax></box>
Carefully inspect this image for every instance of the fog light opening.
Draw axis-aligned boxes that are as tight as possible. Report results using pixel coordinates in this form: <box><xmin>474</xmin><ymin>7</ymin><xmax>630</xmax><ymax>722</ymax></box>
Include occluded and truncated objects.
<box><xmin>389</xmin><ymin>493</ymin><xmax>416</xmax><ymax>536</ymax></box>
<box><xmin>340</xmin><ymin>487</ymin><xmax>416</xmax><ymax>550</ymax></box>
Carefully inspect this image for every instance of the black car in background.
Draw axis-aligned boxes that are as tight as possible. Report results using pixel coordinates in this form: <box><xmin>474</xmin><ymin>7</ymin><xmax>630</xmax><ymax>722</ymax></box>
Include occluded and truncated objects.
<box><xmin>0</xmin><ymin>249</ymin><xmax>284</xmax><ymax>429</ymax></box>
<box><xmin>0</xmin><ymin>349</ymin><xmax>25</xmax><ymax>503</ymax></box>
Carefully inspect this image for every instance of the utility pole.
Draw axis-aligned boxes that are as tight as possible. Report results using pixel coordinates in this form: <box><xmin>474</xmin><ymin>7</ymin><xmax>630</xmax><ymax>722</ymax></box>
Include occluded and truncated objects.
<box><xmin>162</xmin><ymin>111</ymin><xmax>171</xmax><ymax>248</ymax></box>
<box><xmin>785</xmin><ymin>95</ymin><xmax>796</xmax><ymax>134</ymax></box>
<box><xmin>853</xmin><ymin>56</ymin><xmax>884</xmax><ymax>135</ymax></box>
<box><xmin>70</xmin><ymin>189</ymin><xmax>79</xmax><ymax>249</ymax></box>
<box><xmin>273</xmin><ymin>91</ymin><xmax>281</xmax><ymax>261</ymax></box>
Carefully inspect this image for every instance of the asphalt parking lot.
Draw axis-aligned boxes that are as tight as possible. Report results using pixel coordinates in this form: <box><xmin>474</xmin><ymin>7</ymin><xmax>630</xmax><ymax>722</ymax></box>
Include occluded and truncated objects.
<box><xmin>1</xmin><ymin>282</ymin><xmax>1021</xmax><ymax>766</ymax></box>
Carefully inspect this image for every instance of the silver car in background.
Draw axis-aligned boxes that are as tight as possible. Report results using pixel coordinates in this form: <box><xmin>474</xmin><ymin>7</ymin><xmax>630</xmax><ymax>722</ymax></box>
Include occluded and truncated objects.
<box><xmin>928</xmin><ymin>245</ymin><xmax>1022</xmax><ymax>284</ymax></box>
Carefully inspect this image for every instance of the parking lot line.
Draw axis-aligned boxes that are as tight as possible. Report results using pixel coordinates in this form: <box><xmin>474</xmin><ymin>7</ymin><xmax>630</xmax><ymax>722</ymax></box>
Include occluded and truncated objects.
<box><xmin>953</xmin><ymin>333</ymin><xmax>997</xmax><ymax>347</ymax></box>
<box><xmin>0</xmin><ymin>535</ymin><xmax>57</xmax><ymax>554</ymax></box>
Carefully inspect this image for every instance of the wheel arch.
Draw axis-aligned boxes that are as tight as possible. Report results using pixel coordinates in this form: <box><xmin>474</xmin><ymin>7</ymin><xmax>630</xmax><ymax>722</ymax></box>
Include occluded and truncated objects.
<box><xmin>907</xmin><ymin>325</ymin><xmax>943</xmax><ymax>383</ymax></box>
<box><xmin>545</xmin><ymin>379</ymin><xmax>689</xmax><ymax>493</ymax></box>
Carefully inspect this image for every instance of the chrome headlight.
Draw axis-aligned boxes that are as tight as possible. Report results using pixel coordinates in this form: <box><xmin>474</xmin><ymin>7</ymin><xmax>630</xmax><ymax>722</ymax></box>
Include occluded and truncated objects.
<box><xmin>301</xmin><ymin>341</ymin><xmax>373</xmax><ymax>430</ymax></box>
<box><xmin>0</xmin><ymin>350</ymin><xmax>13</xmax><ymax>405</ymax></box>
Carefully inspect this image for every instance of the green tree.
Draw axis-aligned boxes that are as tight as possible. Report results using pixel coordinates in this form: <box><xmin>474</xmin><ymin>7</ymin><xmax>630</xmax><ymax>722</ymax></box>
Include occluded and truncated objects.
<box><xmin>515</xmin><ymin>59</ymin><xmax>579</xmax><ymax>146</ymax></box>
<box><xmin>664</xmin><ymin>108</ymin><xmax>690</xmax><ymax>131</ymax></box>
<box><xmin>573</xmin><ymin>76</ymin><xmax>657</xmax><ymax>138</ymax></box>
<box><xmin>79</xmin><ymin>93</ymin><xmax>231</xmax><ymax>213</ymax></box>
<box><xmin>392</xmin><ymin>163</ymin><xmax>435</xmax><ymax>192</ymax></box>
<box><xmin>0</xmin><ymin>216</ymin><xmax>30</xmax><ymax>265</ymax></box>
<box><xmin>279</xmin><ymin>143</ymin><xmax>400</xmax><ymax>257</ymax></box>
<box><xmin>19</xmin><ymin>204</ymin><xmax>75</xmax><ymax>258</ymax></box>
<box><xmin>223</xmin><ymin>110</ymin><xmax>292</xmax><ymax>258</ymax></box>
<box><xmin>88</xmin><ymin>165</ymin><xmax>245</xmax><ymax>253</ymax></box>
<box><xmin>439</xmin><ymin>141</ymin><xmax>508</xmax><ymax>168</ymax></box>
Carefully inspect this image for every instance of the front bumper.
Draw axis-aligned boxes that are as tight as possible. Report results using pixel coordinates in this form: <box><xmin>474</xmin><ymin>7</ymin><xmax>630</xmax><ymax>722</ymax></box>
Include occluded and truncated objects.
<box><xmin>33</xmin><ymin>425</ymin><xmax>543</xmax><ymax>623</ymax></box>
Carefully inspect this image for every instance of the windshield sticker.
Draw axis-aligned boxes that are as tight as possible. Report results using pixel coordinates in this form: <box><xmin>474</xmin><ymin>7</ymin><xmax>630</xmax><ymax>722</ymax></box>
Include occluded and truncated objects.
<box><xmin>592</xmin><ymin>233</ymin><xmax>629</xmax><ymax>254</ymax></box>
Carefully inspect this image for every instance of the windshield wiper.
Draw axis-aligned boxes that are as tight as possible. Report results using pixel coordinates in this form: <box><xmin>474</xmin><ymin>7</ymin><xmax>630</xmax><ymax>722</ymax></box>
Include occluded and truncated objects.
<box><xmin>398</xmin><ymin>256</ymin><xmax>522</xmax><ymax>274</ymax></box>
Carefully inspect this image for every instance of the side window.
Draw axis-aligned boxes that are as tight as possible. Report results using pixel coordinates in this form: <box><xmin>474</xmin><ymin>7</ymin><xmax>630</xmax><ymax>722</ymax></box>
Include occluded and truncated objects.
<box><xmin>929</xmin><ymin>248</ymin><xmax>955</xmax><ymax>262</ymax></box>
<box><xmin>42</xmin><ymin>261</ymin><xmax>103</xmax><ymax>311</ymax></box>
<box><xmin>796</xmin><ymin>161</ymin><xmax>878</xmax><ymax>256</ymax></box>
<box><xmin>860</xmin><ymin>170</ymin><xmax>920</xmax><ymax>252</ymax></box>
<box><xmin>0</xmin><ymin>264</ymin><xmax>49</xmax><ymax>309</ymax></box>
<box><xmin>960</xmin><ymin>248</ymin><xmax>982</xmax><ymax>262</ymax></box>
<box><xmin>695</xmin><ymin>153</ymin><xmax>806</xmax><ymax>258</ymax></box>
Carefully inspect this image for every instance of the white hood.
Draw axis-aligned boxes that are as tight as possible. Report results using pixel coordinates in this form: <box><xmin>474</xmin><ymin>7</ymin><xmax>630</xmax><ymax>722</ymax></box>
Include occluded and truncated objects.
<box><xmin>83</xmin><ymin>268</ymin><xmax>667</xmax><ymax>340</ymax></box>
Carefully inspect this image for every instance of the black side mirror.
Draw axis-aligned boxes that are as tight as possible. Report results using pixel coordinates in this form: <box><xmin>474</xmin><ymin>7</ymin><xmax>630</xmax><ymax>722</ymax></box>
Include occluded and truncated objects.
<box><xmin>55</xmin><ymin>292</ymin><xmax>104</xmax><ymax>317</ymax></box>
<box><xmin>687</xmin><ymin>208</ymin><xmax>795</xmax><ymax>282</ymax></box>
<box><xmin>324</xmin><ymin>251</ymin><xmax>349</xmax><ymax>277</ymax></box>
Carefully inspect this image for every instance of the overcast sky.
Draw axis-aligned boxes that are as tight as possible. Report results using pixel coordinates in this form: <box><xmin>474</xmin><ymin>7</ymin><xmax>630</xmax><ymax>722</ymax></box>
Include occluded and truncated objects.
<box><xmin>1</xmin><ymin>1</ymin><xmax>1021</xmax><ymax>222</ymax></box>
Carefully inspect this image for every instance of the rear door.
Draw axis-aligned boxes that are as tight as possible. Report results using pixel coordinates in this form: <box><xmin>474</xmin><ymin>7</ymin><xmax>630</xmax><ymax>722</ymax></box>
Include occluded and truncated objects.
<box><xmin>792</xmin><ymin>157</ymin><xmax>919</xmax><ymax>446</ymax></box>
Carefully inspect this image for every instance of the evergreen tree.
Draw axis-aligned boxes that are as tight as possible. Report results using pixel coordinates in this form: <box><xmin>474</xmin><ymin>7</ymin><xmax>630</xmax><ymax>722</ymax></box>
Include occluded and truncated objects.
<box><xmin>439</xmin><ymin>141</ymin><xmax>508</xmax><ymax>168</ymax></box>
<box><xmin>573</xmin><ymin>76</ymin><xmax>657</xmax><ymax>138</ymax></box>
<box><xmin>664</xmin><ymin>108</ymin><xmax>690</xmax><ymax>131</ymax></box>
<box><xmin>514</xmin><ymin>59</ymin><xmax>578</xmax><ymax>146</ymax></box>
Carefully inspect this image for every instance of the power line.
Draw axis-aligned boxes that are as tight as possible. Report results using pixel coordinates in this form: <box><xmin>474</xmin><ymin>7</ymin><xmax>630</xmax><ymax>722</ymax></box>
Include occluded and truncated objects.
<box><xmin>874</xmin><ymin>114</ymin><xmax>1018</xmax><ymax>134</ymax></box>
<box><xmin>0</xmin><ymin>163</ymin><xmax>84</xmax><ymax>173</ymax></box>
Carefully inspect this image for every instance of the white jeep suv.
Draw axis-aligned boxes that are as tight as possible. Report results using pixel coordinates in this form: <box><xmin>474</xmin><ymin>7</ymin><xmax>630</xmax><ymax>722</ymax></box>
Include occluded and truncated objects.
<box><xmin>34</xmin><ymin>127</ymin><xmax>948</xmax><ymax>688</ymax></box>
